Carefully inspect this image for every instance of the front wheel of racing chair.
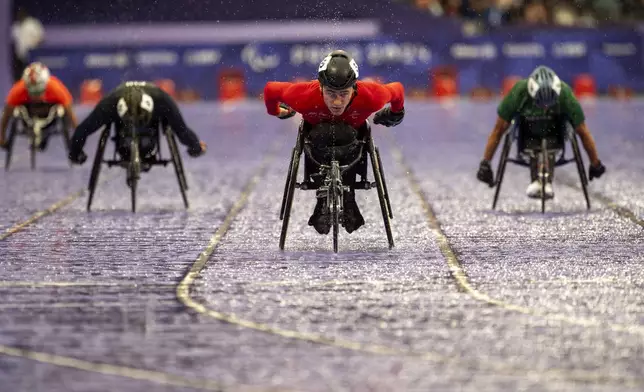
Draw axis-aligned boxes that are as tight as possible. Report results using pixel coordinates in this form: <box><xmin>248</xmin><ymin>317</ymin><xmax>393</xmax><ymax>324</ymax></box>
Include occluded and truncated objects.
<box><xmin>128</xmin><ymin>134</ymin><xmax>142</xmax><ymax>213</ymax></box>
<box><xmin>539</xmin><ymin>138</ymin><xmax>550</xmax><ymax>213</ymax></box>
<box><xmin>164</xmin><ymin>127</ymin><xmax>189</xmax><ymax>209</ymax></box>
<box><xmin>87</xmin><ymin>127</ymin><xmax>111</xmax><ymax>211</ymax></box>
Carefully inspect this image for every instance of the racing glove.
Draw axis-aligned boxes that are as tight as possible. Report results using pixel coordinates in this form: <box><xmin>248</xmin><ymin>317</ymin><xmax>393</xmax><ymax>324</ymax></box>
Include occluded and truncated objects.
<box><xmin>69</xmin><ymin>150</ymin><xmax>87</xmax><ymax>165</ymax></box>
<box><xmin>373</xmin><ymin>107</ymin><xmax>405</xmax><ymax>127</ymax></box>
<box><xmin>589</xmin><ymin>160</ymin><xmax>605</xmax><ymax>181</ymax></box>
<box><xmin>477</xmin><ymin>159</ymin><xmax>494</xmax><ymax>187</ymax></box>
<box><xmin>277</xmin><ymin>103</ymin><xmax>296</xmax><ymax>120</ymax></box>
<box><xmin>188</xmin><ymin>141</ymin><xmax>207</xmax><ymax>158</ymax></box>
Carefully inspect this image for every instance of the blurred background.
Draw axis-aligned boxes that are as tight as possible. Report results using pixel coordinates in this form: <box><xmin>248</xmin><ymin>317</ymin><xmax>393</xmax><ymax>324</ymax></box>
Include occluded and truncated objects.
<box><xmin>3</xmin><ymin>0</ymin><xmax>644</xmax><ymax>103</ymax></box>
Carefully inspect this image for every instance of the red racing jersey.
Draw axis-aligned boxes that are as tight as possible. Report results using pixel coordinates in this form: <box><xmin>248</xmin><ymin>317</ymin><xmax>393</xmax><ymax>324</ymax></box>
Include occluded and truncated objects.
<box><xmin>5</xmin><ymin>76</ymin><xmax>73</xmax><ymax>107</ymax></box>
<box><xmin>263</xmin><ymin>80</ymin><xmax>405</xmax><ymax>129</ymax></box>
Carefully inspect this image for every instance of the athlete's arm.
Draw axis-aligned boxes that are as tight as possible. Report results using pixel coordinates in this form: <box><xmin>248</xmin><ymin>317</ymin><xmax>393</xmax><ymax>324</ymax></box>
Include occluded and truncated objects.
<box><xmin>382</xmin><ymin>82</ymin><xmax>405</xmax><ymax>112</ymax></box>
<box><xmin>560</xmin><ymin>85</ymin><xmax>601</xmax><ymax>166</ymax></box>
<box><xmin>157</xmin><ymin>93</ymin><xmax>203</xmax><ymax>153</ymax></box>
<box><xmin>573</xmin><ymin>122</ymin><xmax>600</xmax><ymax>166</ymax></box>
<box><xmin>482</xmin><ymin>81</ymin><xmax>523</xmax><ymax>161</ymax></box>
<box><xmin>483</xmin><ymin>117</ymin><xmax>511</xmax><ymax>161</ymax></box>
<box><xmin>263</xmin><ymin>82</ymin><xmax>296</xmax><ymax>117</ymax></box>
<box><xmin>54</xmin><ymin>79</ymin><xmax>79</xmax><ymax>128</ymax></box>
<box><xmin>69</xmin><ymin>97</ymin><xmax>115</xmax><ymax>155</ymax></box>
<box><xmin>0</xmin><ymin>83</ymin><xmax>27</xmax><ymax>144</ymax></box>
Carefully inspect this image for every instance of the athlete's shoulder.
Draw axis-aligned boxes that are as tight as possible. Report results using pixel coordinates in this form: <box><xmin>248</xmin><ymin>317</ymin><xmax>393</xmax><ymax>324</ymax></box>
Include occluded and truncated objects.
<box><xmin>6</xmin><ymin>81</ymin><xmax>28</xmax><ymax>106</ymax></box>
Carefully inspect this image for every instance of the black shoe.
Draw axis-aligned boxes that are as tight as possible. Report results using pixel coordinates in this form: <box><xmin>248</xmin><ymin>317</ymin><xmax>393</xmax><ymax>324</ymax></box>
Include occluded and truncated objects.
<box><xmin>341</xmin><ymin>191</ymin><xmax>364</xmax><ymax>234</ymax></box>
<box><xmin>308</xmin><ymin>195</ymin><xmax>331</xmax><ymax>235</ymax></box>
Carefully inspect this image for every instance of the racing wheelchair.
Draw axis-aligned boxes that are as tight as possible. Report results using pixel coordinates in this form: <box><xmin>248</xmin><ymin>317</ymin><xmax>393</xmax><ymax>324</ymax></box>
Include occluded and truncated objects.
<box><xmin>4</xmin><ymin>103</ymin><xmax>71</xmax><ymax>170</ymax></box>
<box><xmin>279</xmin><ymin>120</ymin><xmax>394</xmax><ymax>252</ymax></box>
<box><xmin>491</xmin><ymin>118</ymin><xmax>590</xmax><ymax>213</ymax></box>
<box><xmin>86</xmin><ymin>123</ymin><xmax>189</xmax><ymax>213</ymax></box>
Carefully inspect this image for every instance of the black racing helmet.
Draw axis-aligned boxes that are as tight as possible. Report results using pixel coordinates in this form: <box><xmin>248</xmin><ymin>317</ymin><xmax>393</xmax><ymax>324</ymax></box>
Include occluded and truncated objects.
<box><xmin>527</xmin><ymin>66</ymin><xmax>562</xmax><ymax>108</ymax></box>
<box><xmin>116</xmin><ymin>86</ymin><xmax>154</xmax><ymax>128</ymax></box>
<box><xmin>317</xmin><ymin>50</ymin><xmax>359</xmax><ymax>90</ymax></box>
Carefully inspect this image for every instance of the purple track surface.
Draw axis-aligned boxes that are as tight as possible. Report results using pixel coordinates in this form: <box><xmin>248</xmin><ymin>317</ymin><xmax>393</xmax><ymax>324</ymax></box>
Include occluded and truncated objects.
<box><xmin>0</xmin><ymin>100</ymin><xmax>643</xmax><ymax>392</ymax></box>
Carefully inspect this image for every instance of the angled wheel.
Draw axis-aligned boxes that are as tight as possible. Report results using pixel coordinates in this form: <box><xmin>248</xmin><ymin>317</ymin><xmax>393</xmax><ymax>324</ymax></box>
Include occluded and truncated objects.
<box><xmin>62</xmin><ymin>125</ymin><xmax>73</xmax><ymax>168</ymax></box>
<box><xmin>166</xmin><ymin>130</ymin><xmax>189</xmax><ymax>209</ymax></box>
<box><xmin>4</xmin><ymin>124</ymin><xmax>17</xmax><ymax>171</ymax></box>
<box><xmin>492</xmin><ymin>130</ymin><xmax>513</xmax><ymax>210</ymax></box>
<box><xmin>279</xmin><ymin>132</ymin><xmax>303</xmax><ymax>250</ymax></box>
<box><xmin>374</xmin><ymin>146</ymin><xmax>393</xmax><ymax>219</ymax></box>
<box><xmin>280</xmin><ymin>147</ymin><xmax>297</xmax><ymax>220</ymax></box>
<box><xmin>569</xmin><ymin>131</ymin><xmax>591</xmax><ymax>210</ymax></box>
<box><xmin>368</xmin><ymin>137</ymin><xmax>394</xmax><ymax>249</ymax></box>
<box><xmin>87</xmin><ymin>128</ymin><xmax>110</xmax><ymax>211</ymax></box>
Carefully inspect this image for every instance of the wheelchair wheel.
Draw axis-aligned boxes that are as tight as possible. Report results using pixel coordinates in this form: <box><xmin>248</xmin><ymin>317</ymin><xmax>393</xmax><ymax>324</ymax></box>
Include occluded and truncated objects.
<box><xmin>62</xmin><ymin>127</ymin><xmax>72</xmax><ymax>167</ymax></box>
<box><xmin>368</xmin><ymin>137</ymin><xmax>394</xmax><ymax>249</ymax></box>
<box><xmin>280</xmin><ymin>147</ymin><xmax>297</xmax><ymax>220</ymax></box>
<box><xmin>279</xmin><ymin>131</ymin><xmax>303</xmax><ymax>250</ymax></box>
<box><xmin>570</xmin><ymin>132</ymin><xmax>591</xmax><ymax>210</ymax></box>
<box><xmin>540</xmin><ymin>138</ymin><xmax>548</xmax><ymax>214</ymax></box>
<box><xmin>87</xmin><ymin>128</ymin><xmax>110</xmax><ymax>211</ymax></box>
<box><xmin>166</xmin><ymin>130</ymin><xmax>189</xmax><ymax>209</ymax></box>
<box><xmin>492</xmin><ymin>130</ymin><xmax>513</xmax><ymax>209</ymax></box>
<box><xmin>128</xmin><ymin>137</ymin><xmax>141</xmax><ymax>213</ymax></box>
<box><xmin>30</xmin><ymin>133</ymin><xmax>37</xmax><ymax>170</ymax></box>
<box><xmin>375</xmin><ymin>146</ymin><xmax>393</xmax><ymax>219</ymax></box>
<box><xmin>4</xmin><ymin>125</ymin><xmax>17</xmax><ymax>171</ymax></box>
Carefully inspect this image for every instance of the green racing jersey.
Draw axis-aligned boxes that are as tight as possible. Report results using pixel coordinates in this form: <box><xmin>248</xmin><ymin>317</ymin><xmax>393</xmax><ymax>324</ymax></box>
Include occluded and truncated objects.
<box><xmin>497</xmin><ymin>79</ymin><xmax>585</xmax><ymax>136</ymax></box>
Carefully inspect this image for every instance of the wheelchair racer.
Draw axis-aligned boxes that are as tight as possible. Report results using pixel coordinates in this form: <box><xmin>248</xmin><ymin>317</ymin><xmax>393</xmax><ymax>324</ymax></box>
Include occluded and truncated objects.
<box><xmin>0</xmin><ymin>62</ymin><xmax>78</xmax><ymax>150</ymax></box>
<box><xmin>68</xmin><ymin>81</ymin><xmax>207</xmax><ymax>169</ymax></box>
<box><xmin>477</xmin><ymin>66</ymin><xmax>606</xmax><ymax>199</ymax></box>
<box><xmin>264</xmin><ymin>49</ymin><xmax>405</xmax><ymax>235</ymax></box>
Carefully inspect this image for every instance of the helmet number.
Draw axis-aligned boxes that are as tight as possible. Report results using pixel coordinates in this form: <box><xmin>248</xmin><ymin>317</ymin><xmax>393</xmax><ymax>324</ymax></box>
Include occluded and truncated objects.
<box><xmin>318</xmin><ymin>55</ymin><xmax>332</xmax><ymax>72</ymax></box>
<box><xmin>349</xmin><ymin>59</ymin><xmax>359</xmax><ymax>78</ymax></box>
<box><xmin>140</xmin><ymin>93</ymin><xmax>154</xmax><ymax>113</ymax></box>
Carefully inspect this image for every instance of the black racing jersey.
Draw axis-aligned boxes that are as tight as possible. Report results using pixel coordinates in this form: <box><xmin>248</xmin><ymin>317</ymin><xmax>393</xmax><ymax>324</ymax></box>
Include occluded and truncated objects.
<box><xmin>70</xmin><ymin>81</ymin><xmax>201</xmax><ymax>155</ymax></box>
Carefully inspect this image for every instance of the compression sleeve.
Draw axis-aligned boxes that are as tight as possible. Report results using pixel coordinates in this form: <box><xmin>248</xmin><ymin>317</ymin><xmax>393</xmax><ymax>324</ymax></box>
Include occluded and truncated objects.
<box><xmin>69</xmin><ymin>97</ymin><xmax>116</xmax><ymax>155</ymax></box>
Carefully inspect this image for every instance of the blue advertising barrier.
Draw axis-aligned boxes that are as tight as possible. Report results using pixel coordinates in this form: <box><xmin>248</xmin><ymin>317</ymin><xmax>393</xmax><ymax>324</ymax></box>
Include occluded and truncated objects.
<box><xmin>29</xmin><ymin>27</ymin><xmax>644</xmax><ymax>100</ymax></box>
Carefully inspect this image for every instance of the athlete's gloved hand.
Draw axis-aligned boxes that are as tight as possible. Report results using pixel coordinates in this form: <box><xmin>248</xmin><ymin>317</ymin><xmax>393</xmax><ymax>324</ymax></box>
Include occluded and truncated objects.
<box><xmin>188</xmin><ymin>141</ymin><xmax>207</xmax><ymax>157</ymax></box>
<box><xmin>277</xmin><ymin>103</ymin><xmax>296</xmax><ymax>120</ymax></box>
<box><xmin>477</xmin><ymin>159</ymin><xmax>495</xmax><ymax>187</ymax></box>
<box><xmin>69</xmin><ymin>150</ymin><xmax>87</xmax><ymax>165</ymax></box>
<box><xmin>589</xmin><ymin>160</ymin><xmax>605</xmax><ymax>181</ymax></box>
<box><xmin>373</xmin><ymin>107</ymin><xmax>405</xmax><ymax>127</ymax></box>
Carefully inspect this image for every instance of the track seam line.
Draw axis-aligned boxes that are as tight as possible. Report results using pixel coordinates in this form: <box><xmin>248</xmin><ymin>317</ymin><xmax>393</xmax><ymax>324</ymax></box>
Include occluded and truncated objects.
<box><xmin>176</xmin><ymin>130</ymin><xmax>641</xmax><ymax>387</ymax></box>
<box><xmin>558</xmin><ymin>175</ymin><xmax>644</xmax><ymax>228</ymax></box>
<box><xmin>390</xmin><ymin>141</ymin><xmax>644</xmax><ymax>335</ymax></box>
<box><xmin>0</xmin><ymin>158</ymin><xmax>279</xmax><ymax>392</ymax></box>
<box><xmin>0</xmin><ymin>170</ymin><xmax>120</xmax><ymax>241</ymax></box>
